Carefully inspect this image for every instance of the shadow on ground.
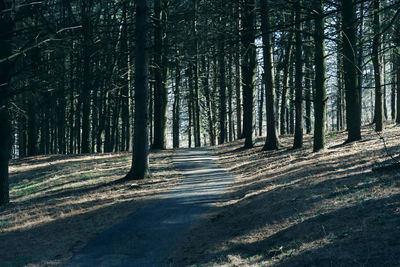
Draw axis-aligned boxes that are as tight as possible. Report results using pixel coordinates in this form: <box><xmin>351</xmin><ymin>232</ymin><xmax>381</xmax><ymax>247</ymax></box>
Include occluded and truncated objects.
<box><xmin>170</xmin><ymin>125</ymin><xmax>400</xmax><ymax>266</ymax></box>
<box><xmin>0</xmin><ymin>150</ymin><xmax>181</xmax><ymax>266</ymax></box>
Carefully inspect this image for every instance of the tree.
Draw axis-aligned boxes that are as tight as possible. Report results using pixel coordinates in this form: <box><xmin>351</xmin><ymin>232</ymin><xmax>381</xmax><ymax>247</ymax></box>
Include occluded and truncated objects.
<box><xmin>342</xmin><ymin>0</ymin><xmax>361</xmax><ymax>142</ymax></box>
<box><xmin>218</xmin><ymin>35</ymin><xmax>227</xmax><ymax>145</ymax></box>
<box><xmin>172</xmin><ymin>60</ymin><xmax>181</xmax><ymax>149</ymax></box>
<box><xmin>304</xmin><ymin>20</ymin><xmax>313</xmax><ymax>134</ymax></box>
<box><xmin>125</xmin><ymin>0</ymin><xmax>150</xmax><ymax>180</ymax></box>
<box><xmin>313</xmin><ymin>0</ymin><xmax>327</xmax><ymax>152</ymax></box>
<box><xmin>153</xmin><ymin>0</ymin><xmax>168</xmax><ymax>149</ymax></box>
<box><xmin>241</xmin><ymin>0</ymin><xmax>257</xmax><ymax>148</ymax></box>
<box><xmin>280</xmin><ymin>12</ymin><xmax>294</xmax><ymax>135</ymax></box>
<box><xmin>235</xmin><ymin>0</ymin><xmax>242</xmax><ymax>139</ymax></box>
<box><xmin>396</xmin><ymin>30</ymin><xmax>400</xmax><ymax>124</ymax></box>
<box><xmin>81</xmin><ymin>0</ymin><xmax>93</xmax><ymax>154</ymax></box>
<box><xmin>372</xmin><ymin>0</ymin><xmax>383</xmax><ymax>132</ymax></box>
<box><xmin>261</xmin><ymin>0</ymin><xmax>280</xmax><ymax>150</ymax></box>
<box><xmin>192</xmin><ymin>0</ymin><xmax>201</xmax><ymax>147</ymax></box>
<box><xmin>293</xmin><ymin>0</ymin><xmax>303</xmax><ymax>149</ymax></box>
<box><xmin>0</xmin><ymin>0</ymin><xmax>13</xmax><ymax>205</ymax></box>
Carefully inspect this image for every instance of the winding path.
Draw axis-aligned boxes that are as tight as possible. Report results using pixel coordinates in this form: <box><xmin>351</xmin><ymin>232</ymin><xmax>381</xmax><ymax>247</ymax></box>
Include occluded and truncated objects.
<box><xmin>68</xmin><ymin>147</ymin><xmax>235</xmax><ymax>266</ymax></box>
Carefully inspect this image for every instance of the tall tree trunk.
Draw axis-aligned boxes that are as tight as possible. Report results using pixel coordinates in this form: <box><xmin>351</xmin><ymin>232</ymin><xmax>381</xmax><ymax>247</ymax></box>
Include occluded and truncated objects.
<box><xmin>313</xmin><ymin>0</ymin><xmax>327</xmax><ymax>152</ymax></box>
<box><xmin>193</xmin><ymin>0</ymin><xmax>201</xmax><ymax>147</ymax></box>
<box><xmin>304</xmin><ymin>21</ymin><xmax>313</xmax><ymax>134</ymax></box>
<box><xmin>202</xmin><ymin>56</ymin><xmax>215</xmax><ymax>146</ymax></box>
<box><xmin>0</xmin><ymin>0</ymin><xmax>13</xmax><ymax>205</ymax></box>
<box><xmin>280</xmin><ymin>16</ymin><xmax>294</xmax><ymax>135</ymax></box>
<box><xmin>357</xmin><ymin>1</ymin><xmax>364</xmax><ymax>124</ymax></box>
<box><xmin>120</xmin><ymin>4</ymin><xmax>130</xmax><ymax>152</ymax></box>
<box><xmin>81</xmin><ymin>0</ymin><xmax>92</xmax><ymax>154</ymax></box>
<box><xmin>336</xmin><ymin>13</ymin><xmax>344</xmax><ymax>131</ymax></box>
<box><xmin>342</xmin><ymin>0</ymin><xmax>361</xmax><ymax>142</ymax></box>
<box><xmin>228</xmin><ymin>54</ymin><xmax>234</xmax><ymax>142</ymax></box>
<box><xmin>149</xmin><ymin>77</ymin><xmax>153</xmax><ymax>146</ymax></box>
<box><xmin>293</xmin><ymin>0</ymin><xmax>303</xmax><ymax>149</ymax></box>
<box><xmin>18</xmin><ymin>93</ymin><xmax>27</xmax><ymax>157</ymax></box>
<box><xmin>235</xmin><ymin>0</ymin><xmax>242</xmax><ymax>139</ymax></box>
<box><xmin>153</xmin><ymin>0</ymin><xmax>168</xmax><ymax>149</ymax></box>
<box><xmin>241</xmin><ymin>0</ymin><xmax>256</xmax><ymax>148</ymax></box>
<box><xmin>372</xmin><ymin>0</ymin><xmax>383</xmax><ymax>132</ymax></box>
<box><xmin>103</xmin><ymin>92</ymin><xmax>111</xmax><ymax>152</ymax></box>
<box><xmin>261</xmin><ymin>0</ymin><xmax>280</xmax><ymax>150</ymax></box>
<box><xmin>126</xmin><ymin>0</ymin><xmax>150</xmax><ymax>180</ymax></box>
<box><xmin>27</xmin><ymin>91</ymin><xmax>38</xmax><ymax>156</ymax></box>
<box><xmin>68</xmin><ymin>46</ymin><xmax>75</xmax><ymax>154</ymax></box>
<box><xmin>91</xmin><ymin>66</ymin><xmax>98</xmax><ymax>152</ymax></box>
<box><xmin>173</xmin><ymin>63</ymin><xmax>181</xmax><ymax>149</ymax></box>
<box><xmin>392</xmin><ymin>50</ymin><xmax>397</xmax><ymax>121</ymax></box>
<box><xmin>275</xmin><ymin>60</ymin><xmax>282</xmax><ymax>135</ymax></box>
<box><xmin>396</xmin><ymin>29</ymin><xmax>400</xmax><ymax>123</ymax></box>
<box><xmin>218</xmin><ymin>38</ymin><xmax>227</xmax><ymax>145</ymax></box>
<box><xmin>187</xmin><ymin>67</ymin><xmax>193</xmax><ymax>148</ymax></box>
<box><xmin>383</xmin><ymin>39</ymin><xmax>388</xmax><ymax>120</ymax></box>
<box><xmin>211</xmin><ymin>54</ymin><xmax>218</xmax><ymax>145</ymax></box>
<box><xmin>57</xmin><ymin>52</ymin><xmax>66</xmax><ymax>154</ymax></box>
<box><xmin>258</xmin><ymin>76</ymin><xmax>264</xmax><ymax>136</ymax></box>
<box><xmin>397</xmin><ymin>55</ymin><xmax>400</xmax><ymax>123</ymax></box>
<box><xmin>289</xmin><ymin>63</ymin><xmax>295</xmax><ymax>134</ymax></box>
<box><xmin>187</xmin><ymin>67</ymin><xmax>194</xmax><ymax>148</ymax></box>
<box><xmin>96</xmin><ymin>84</ymin><xmax>106</xmax><ymax>153</ymax></box>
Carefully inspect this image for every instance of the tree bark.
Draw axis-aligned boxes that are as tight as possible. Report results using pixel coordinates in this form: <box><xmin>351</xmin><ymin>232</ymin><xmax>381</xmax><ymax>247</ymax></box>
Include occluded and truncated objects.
<box><xmin>391</xmin><ymin>50</ymin><xmax>396</xmax><ymax>120</ymax></box>
<box><xmin>228</xmin><ymin>54</ymin><xmax>234</xmax><ymax>142</ymax></box>
<box><xmin>218</xmin><ymin>38</ymin><xmax>227</xmax><ymax>145</ymax></box>
<box><xmin>293</xmin><ymin>0</ymin><xmax>303</xmax><ymax>149</ymax></box>
<box><xmin>0</xmin><ymin>0</ymin><xmax>13</xmax><ymax>205</ymax></box>
<box><xmin>336</xmin><ymin>13</ymin><xmax>344</xmax><ymax>131</ymax></box>
<box><xmin>261</xmin><ymin>0</ymin><xmax>280</xmax><ymax>150</ymax></box>
<box><xmin>173</xmin><ymin>62</ymin><xmax>181</xmax><ymax>149</ymax></box>
<box><xmin>397</xmin><ymin>46</ymin><xmax>400</xmax><ymax>123</ymax></box>
<box><xmin>193</xmin><ymin>0</ymin><xmax>201</xmax><ymax>147</ymax></box>
<box><xmin>81</xmin><ymin>0</ymin><xmax>93</xmax><ymax>154</ymax></box>
<box><xmin>304</xmin><ymin>21</ymin><xmax>313</xmax><ymax>134</ymax></box>
<box><xmin>357</xmin><ymin>1</ymin><xmax>364</xmax><ymax>124</ymax></box>
<box><xmin>342</xmin><ymin>0</ymin><xmax>361</xmax><ymax>142</ymax></box>
<box><xmin>313</xmin><ymin>0</ymin><xmax>327</xmax><ymax>152</ymax></box>
<box><xmin>202</xmin><ymin>56</ymin><xmax>215</xmax><ymax>145</ymax></box>
<box><xmin>280</xmin><ymin>15</ymin><xmax>294</xmax><ymax>135</ymax></box>
<box><xmin>241</xmin><ymin>0</ymin><xmax>257</xmax><ymax>148</ymax></box>
<box><xmin>126</xmin><ymin>0</ymin><xmax>150</xmax><ymax>180</ymax></box>
<box><xmin>372</xmin><ymin>0</ymin><xmax>383</xmax><ymax>132</ymax></box>
<box><xmin>235</xmin><ymin>0</ymin><xmax>242</xmax><ymax>139</ymax></box>
<box><xmin>258</xmin><ymin>76</ymin><xmax>264</xmax><ymax>137</ymax></box>
<box><xmin>153</xmin><ymin>0</ymin><xmax>168</xmax><ymax>149</ymax></box>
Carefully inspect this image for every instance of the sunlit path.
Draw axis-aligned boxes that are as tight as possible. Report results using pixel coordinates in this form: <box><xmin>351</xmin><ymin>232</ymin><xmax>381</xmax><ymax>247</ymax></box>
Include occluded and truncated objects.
<box><xmin>67</xmin><ymin>148</ymin><xmax>235</xmax><ymax>266</ymax></box>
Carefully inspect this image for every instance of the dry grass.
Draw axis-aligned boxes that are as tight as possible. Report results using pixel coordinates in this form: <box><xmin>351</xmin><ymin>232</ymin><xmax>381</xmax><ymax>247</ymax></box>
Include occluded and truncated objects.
<box><xmin>171</xmin><ymin>124</ymin><xmax>400</xmax><ymax>266</ymax></box>
<box><xmin>0</xmin><ymin>150</ymin><xmax>182</xmax><ymax>266</ymax></box>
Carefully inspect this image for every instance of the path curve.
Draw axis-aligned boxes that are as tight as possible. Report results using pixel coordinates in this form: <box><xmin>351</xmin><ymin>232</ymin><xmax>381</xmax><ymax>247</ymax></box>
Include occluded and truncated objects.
<box><xmin>68</xmin><ymin>147</ymin><xmax>235</xmax><ymax>266</ymax></box>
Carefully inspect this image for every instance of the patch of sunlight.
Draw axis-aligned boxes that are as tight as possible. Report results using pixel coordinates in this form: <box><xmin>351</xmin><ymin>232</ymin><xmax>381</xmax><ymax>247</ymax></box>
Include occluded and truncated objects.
<box><xmin>2</xmin><ymin>196</ymin><xmax>128</xmax><ymax>233</ymax></box>
<box><xmin>9</xmin><ymin>153</ymin><xmax>128</xmax><ymax>174</ymax></box>
<box><xmin>11</xmin><ymin>181</ymin><xmax>45</xmax><ymax>197</ymax></box>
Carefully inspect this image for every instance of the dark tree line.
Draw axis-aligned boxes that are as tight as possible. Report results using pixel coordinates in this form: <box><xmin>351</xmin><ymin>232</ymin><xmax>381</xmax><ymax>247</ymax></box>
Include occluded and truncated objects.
<box><xmin>1</xmin><ymin>0</ymin><xmax>400</xmax><ymax>205</ymax></box>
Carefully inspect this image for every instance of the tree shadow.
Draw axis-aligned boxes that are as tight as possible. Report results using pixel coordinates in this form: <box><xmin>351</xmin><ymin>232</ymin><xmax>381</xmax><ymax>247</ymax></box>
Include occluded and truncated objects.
<box><xmin>170</xmin><ymin>129</ymin><xmax>400</xmax><ymax>266</ymax></box>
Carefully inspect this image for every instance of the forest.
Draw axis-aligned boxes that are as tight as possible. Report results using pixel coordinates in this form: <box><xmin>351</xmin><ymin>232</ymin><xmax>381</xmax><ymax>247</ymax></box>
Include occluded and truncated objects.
<box><xmin>0</xmin><ymin>0</ymin><xmax>400</xmax><ymax>265</ymax></box>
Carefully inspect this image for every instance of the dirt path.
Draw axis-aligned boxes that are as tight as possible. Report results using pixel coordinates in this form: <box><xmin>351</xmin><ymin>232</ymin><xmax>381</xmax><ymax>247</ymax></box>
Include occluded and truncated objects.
<box><xmin>67</xmin><ymin>147</ymin><xmax>235</xmax><ymax>266</ymax></box>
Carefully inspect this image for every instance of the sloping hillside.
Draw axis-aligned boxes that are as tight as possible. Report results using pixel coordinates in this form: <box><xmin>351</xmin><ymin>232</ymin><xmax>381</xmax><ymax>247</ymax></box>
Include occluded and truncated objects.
<box><xmin>171</xmin><ymin>124</ymin><xmax>400</xmax><ymax>266</ymax></box>
<box><xmin>0</xmin><ymin>150</ymin><xmax>182</xmax><ymax>266</ymax></box>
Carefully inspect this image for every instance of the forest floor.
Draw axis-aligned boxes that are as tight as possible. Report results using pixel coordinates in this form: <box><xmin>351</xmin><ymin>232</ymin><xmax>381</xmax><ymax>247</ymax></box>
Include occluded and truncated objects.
<box><xmin>1</xmin><ymin>124</ymin><xmax>399</xmax><ymax>267</ymax></box>
<box><xmin>0</xmin><ymin>150</ymin><xmax>182</xmax><ymax>266</ymax></box>
<box><xmin>170</xmin><ymin>124</ymin><xmax>400</xmax><ymax>266</ymax></box>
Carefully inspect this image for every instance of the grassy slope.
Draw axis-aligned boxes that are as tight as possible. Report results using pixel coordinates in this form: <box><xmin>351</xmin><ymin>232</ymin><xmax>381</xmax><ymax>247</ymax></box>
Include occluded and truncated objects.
<box><xmin>0</xmin><ymin>150</ymin><xmax>182</xmax><ymax>266</ymax></box>
<box><xmin>171</xmin><ymin>124</ymin><xmax>400</xmax><ymax>266</ymax></box>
